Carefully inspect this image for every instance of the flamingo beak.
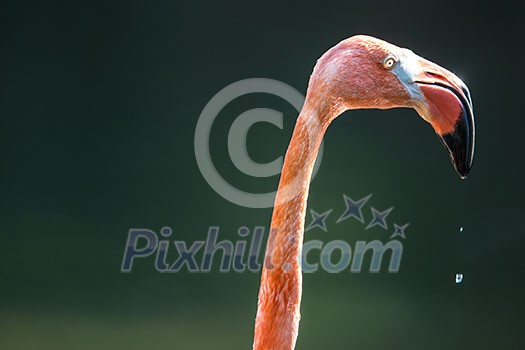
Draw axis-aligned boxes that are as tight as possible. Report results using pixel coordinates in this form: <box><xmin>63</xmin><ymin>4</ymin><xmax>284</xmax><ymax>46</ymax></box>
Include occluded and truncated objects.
<box><xmin>412</xmin><ymin>58</ymin><xmax>475</xmax><ymax>179</ymax></box>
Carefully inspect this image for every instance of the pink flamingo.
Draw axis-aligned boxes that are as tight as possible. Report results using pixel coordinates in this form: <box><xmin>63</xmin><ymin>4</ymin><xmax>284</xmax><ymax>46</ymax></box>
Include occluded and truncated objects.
<box><xmin>253</xmin><ymin>35</ymin><xmax>474</xmax><ymax>350</ymax></box>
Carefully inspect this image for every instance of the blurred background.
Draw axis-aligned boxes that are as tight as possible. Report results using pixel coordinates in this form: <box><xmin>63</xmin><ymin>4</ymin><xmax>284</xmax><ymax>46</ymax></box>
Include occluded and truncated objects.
<box><xmin>1</xmin><ymin>0</ymin><xmax>524</xmax><ymax>349</ymax></box>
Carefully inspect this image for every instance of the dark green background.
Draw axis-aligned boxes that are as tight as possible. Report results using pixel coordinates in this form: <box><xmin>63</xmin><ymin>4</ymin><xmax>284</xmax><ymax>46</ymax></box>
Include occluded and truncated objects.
<box><xmin>1</xmin><ymin>0</ymin><xmax>524</xmax><ymax>349</ymax></box>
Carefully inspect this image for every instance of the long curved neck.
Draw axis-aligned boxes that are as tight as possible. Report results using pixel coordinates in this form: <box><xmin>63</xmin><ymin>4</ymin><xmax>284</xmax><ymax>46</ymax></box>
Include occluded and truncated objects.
<box><xmin>253</xmin><ymin>98</ymin><xmax>340</xmax><ymax>350</ymax></box>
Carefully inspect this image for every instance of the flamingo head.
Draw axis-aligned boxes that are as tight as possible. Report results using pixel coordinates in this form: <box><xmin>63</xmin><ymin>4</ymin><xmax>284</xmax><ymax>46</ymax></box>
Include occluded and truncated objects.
<box><xmin>310</xmin><ymin>35</ymin><xmax>475</xmax><ymax>178</ymax></box>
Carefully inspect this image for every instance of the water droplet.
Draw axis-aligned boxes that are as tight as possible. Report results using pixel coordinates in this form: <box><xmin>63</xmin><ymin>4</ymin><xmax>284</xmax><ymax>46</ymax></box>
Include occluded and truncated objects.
<box><xmin>459</xmin><ymin>227</ymin><xmax>464</xmax><ymax>232</ymax></box>
<box><xmin>455</xmin><ymin>273</ymin><xmax>463</xmax><ymax>284</ymax></box>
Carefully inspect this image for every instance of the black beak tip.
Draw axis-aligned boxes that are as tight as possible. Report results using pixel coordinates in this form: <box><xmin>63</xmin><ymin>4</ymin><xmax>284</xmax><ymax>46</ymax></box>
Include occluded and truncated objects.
<box><xmin>425</xmin><ymin>79</ymin><xmax>475</xmax><ymax>180</ymax></box>
<box><xmin>439</xmin><ymin>109</ymin><xmax>474</xmax><ymax>181</ymax></box>
<box><xmin>456</xmin><ymin>164</ymin><xmax>470</xmax><ymax>180</ymax></box>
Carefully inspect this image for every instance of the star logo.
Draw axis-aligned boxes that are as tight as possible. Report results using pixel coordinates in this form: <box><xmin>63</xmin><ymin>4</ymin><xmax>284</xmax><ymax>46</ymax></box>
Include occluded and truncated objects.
<box><xmin>336</xmin><ymin>194</ymin><xmax>372</xmax><ymax>224</ymax></box>
<box><xmin>390</xmin><ymin>223</ymin><xmax>409</xmax><ymax>239</ymax></box>
<box><xmin>366</xmin><ymin>207</ymin><xmax>394</xmax><ymax>230</ymax></box>
<box><xmin>306</xmin><ymin>209</ymin><xmax>333</xmax><ymax>232</ymax></box>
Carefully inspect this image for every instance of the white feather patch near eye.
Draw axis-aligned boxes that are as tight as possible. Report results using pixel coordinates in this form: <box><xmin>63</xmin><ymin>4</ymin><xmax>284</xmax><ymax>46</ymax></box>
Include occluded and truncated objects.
<box><xmin>391</xmin><ymin>49</ymin><xmax>425</xmax><ymax>100</ymax></box>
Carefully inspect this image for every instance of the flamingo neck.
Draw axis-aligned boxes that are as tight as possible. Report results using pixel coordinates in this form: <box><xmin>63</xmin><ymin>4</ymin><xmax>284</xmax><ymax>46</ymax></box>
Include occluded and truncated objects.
<box><xmin>253</xmin><ymin>97</ymin><xmax>341</xmax><ymax>350</ymax></box>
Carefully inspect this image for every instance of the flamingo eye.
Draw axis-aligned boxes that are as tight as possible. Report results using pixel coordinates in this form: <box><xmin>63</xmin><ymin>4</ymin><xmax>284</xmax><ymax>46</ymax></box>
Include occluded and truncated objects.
<box><xmin>383</xmin><ymin>55</ymin><xmax>397</xmax><ymax>70</ymax></box>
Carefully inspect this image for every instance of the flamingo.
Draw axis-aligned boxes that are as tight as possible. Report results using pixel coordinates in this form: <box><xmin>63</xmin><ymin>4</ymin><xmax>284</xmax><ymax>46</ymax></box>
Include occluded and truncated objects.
<box><xmin>253</xmin><ymin>35</ymin><xmax>475</xmax><ymax>350</ymax></box>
